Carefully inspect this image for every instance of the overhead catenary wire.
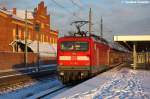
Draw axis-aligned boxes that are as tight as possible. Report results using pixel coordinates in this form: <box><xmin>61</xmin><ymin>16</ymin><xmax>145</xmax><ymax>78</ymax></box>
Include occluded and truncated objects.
<box><xmin>50</xmin><ymin>0</ymin><xmax>83</xmax><ymax>20</ymax></box>
<box><xmin>70</xmin><ymin>0</ymin><xmax>82</xmax><ymax>9</ymax></box>
<box><xmin>49</xmin><ymin>0</ymin><xmax>113</xmax><ymax>38</ymax></box>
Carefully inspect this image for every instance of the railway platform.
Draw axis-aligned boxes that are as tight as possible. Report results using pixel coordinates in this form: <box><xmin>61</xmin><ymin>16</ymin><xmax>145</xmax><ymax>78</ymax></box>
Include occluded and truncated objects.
<box><xmin>53</xmin><ymin>64</ymin><xmax>150</xmax><ymax>99</ymax></box>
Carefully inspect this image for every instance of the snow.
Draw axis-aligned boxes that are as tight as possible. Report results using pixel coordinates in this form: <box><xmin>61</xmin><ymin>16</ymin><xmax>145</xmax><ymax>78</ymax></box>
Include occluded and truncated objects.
<box><xmin>0</xmin><ymin>8</ymin><xmax>12</xmax><ymax>15</ymax></box>
<box><xmin>53</xmin><ymin>66</ymin><xmax>150</xmax><ymax>99</ymax></box>
<box><xmin>10</xmin><ymin>40</ymin><xmax>57</xmax><ymax>57</ymax></box>
<box><xmin>28</xmin><ymin>41</ymin><xmax>56</xmax><ymax>53</ymax></box>
<box><xmin>1</xmin><ymin>66</ymin><xmax>150</xmax><ymax>99</ymax></box>
<box><xmin>0</xmin><ymin>8</ymin><xmax>33</xmax><ymax>24</ymax></box>
<box><xmin>0</xmin><ymin>76</ymin><xmax>61</xmax><ymax>99</ymax></box>
<box><xmin>15</xmin><ymin>10</ymin><xmax>33</xmax><ymax>19</ymax></box>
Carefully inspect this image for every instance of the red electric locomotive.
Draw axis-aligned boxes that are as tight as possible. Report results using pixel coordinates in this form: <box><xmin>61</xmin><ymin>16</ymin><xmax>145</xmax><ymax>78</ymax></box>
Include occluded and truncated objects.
<box><xmin>57</xmin><ymin>34</ymin><xmax>129</xmax><ymax>83</ymax></box>
<box><xmin>57</xmin><ymin>21</ymin><xmax>129</xmax><ymax>83</ymax></box>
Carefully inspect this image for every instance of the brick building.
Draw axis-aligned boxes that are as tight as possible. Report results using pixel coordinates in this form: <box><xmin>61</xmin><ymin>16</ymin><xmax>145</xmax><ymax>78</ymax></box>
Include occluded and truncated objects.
<box><xmin>0</xmin><ymin>1</ymin><xmax>58</xmax><ymax>55</ymax></box>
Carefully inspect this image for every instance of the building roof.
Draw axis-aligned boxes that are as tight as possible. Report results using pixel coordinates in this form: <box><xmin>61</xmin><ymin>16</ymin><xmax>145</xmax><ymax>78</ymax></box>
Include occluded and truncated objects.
<box><xmin>0</xmin><ymin>8</ymin><xmax>33</xmax><ymax>24</ymax></box>
<box><xmin>9</xmin><ymin>9</ymin><xmax>34</xmax><ymax>19</ymax></box>
<box><xmin>10</xmin><ymin>40</ymin><xmax>57</xmax><ymax>57</ymax></box>
<box><xmin>0</xmin><ymin>8</ymin><xmax>11</xmax><ymax>15</ymax></box>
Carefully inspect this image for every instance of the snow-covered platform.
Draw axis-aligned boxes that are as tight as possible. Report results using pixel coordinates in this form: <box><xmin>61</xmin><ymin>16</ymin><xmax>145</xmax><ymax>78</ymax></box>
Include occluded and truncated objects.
<box><xmin>53</xmin><ymin>65</ymin><xmax>150</xmax><ymax>99</ymax></box>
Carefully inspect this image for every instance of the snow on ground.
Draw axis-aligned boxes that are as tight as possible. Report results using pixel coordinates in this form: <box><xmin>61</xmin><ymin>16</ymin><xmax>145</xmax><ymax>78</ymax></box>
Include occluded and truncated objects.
<box><xmin>0</xmin><ymin>76</ymin><xmax>62</xmax><ymax>99</ymax></box>
<box><xmin>61</xmin><ymin>67</ymin><xmax>150</xmax><ymax>99</ymax></box>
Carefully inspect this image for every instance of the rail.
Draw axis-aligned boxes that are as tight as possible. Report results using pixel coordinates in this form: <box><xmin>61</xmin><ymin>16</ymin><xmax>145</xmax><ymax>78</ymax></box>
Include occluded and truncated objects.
<box><xmin>26</xmin><ymin>85</ymin><xmax>67</xmax><ymax>99</ymax></box>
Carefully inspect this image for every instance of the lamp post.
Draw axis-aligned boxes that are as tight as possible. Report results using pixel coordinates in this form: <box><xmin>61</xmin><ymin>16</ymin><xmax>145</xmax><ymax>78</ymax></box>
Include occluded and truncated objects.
<box><xmin>25</xmin><ymin>9</ymin><xmax>28</xmax><ymax>67</ymax></box>
<box><xmin>35</xmin><ymin>23</ymin><xmax>41</xmax><ymax>72</ymax></box>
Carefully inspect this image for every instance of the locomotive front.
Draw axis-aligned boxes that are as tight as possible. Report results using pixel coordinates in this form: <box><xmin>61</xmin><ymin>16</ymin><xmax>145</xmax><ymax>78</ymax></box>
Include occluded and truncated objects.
<box><xmin>57</xmin><ymin>37</ymin><xmax>91</xmax><ymax>83</ymax></box>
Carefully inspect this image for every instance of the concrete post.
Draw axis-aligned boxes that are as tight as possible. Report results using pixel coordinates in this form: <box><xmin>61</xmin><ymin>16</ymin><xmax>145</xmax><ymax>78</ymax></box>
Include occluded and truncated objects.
<box><xmin>107</xmin><ymin>48</ymin><xmax>110</xmax><ymax>65</ymax></box>
<box><xmin>133</xmin><ymin>43</ymin><xmax>137</xmax><ymax>69</ymax></box>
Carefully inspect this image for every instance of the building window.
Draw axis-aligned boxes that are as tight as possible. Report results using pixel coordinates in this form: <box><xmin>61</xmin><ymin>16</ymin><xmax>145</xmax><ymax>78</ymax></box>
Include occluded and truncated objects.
<box><xmin>22</xmin><ymin>30</ymin><xmax>24</xmax><ymax>40</ymax></box>
<box><xmin>55</xmin><ymin>38</ymin><xmax>57</xmax><ymax>44</ymax></box>
<box><xmin>50</xmin><ymin>38</ymin><xmax>51</xmax><ymax>44</ymax></box>
<box><xmin>13</xmin><ymin>28</ymin><xmax>16</xmax><ymax>40</ymax></box>
<box><xmin>16</xmin><ymin>25</ymin><xmax>19</xmax><ymax>40</ymax></box>
<box><xmin>36</xmin><ymin>34</ymin><xmax>38</xmax><ymax>41</ymax></box>
<box><xmin>46</xmin><ymin>36</ymin><xmax>48</xmax><ymax>42</ymax></box>
<box><xmin>49</xmin><ymin>37</ymin><xmax>50</xmax><ymax>43</ymax></box>
<box><xmin>43</xmin><ymin>34</ymin><xmax>45</xmax><ymax>42</ymax></box>
<box><xmin>51</xmin><ymin>38</ymin><xmax>53</xmax><ymax>44</ymax></box>
<box><xmin>28</xmin><ymin>33</ymin><xmax>31</xmax><ymax>40</ymax></box>
<box><xmin>56</xmin><ymin>38</ymin><xmax>57</xmax><ymax>43</ymax></box>
<box><xmin>24</xmin><ymin>31</ymin><xmax>25</xmax><ymax>40</ymax></box>
<box><xmin>19</xmin><ymin>29</ymin><xmax>21</xmax><ymax>39</ymax></box>
<box><xmin>41</xmin><ymin>23</ymin><xmax>44</xmax><ymax>29</ymax></box>
<box><xmin>40</xmin><ymin>34</ymin><xmax>42</xmax><ymax>42</ymax></box>
<box><xmin>52</xmin><ymin>38</ymin><xmax>54</xmax><ymax>44</ymax></box>
<box><xmin>53</xmin><ymin>38</ymin><xmax>55</xmax><ymax>44</ymax></box>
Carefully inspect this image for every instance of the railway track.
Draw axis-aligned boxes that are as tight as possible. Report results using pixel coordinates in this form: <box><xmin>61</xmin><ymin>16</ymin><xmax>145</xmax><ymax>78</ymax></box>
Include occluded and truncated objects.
<box><xmin>0</xmin><ymin>64</ymin><xmax>57</xmax><ymax>78</ymax></box>
<box><xmin>0</xmin><ymin>65</ymin><xmax>57</xmax><ymax>94</ymax></box>
<box><xmin>26</xmin><ymin>85</ymin><xmax>68</xmax><ymax>99</ymax></box>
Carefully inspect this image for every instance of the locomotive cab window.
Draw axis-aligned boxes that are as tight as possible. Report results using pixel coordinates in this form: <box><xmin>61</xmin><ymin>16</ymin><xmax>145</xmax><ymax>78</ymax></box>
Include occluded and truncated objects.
<box><xmin>61</xmin><ymin>42</ymin><xmax>74</xmax><ymax>51</ymax></box>
<box><xmin>61</xmin><ymin>41</ymin><xmax>89</xmax><ymax>51</ymax></box>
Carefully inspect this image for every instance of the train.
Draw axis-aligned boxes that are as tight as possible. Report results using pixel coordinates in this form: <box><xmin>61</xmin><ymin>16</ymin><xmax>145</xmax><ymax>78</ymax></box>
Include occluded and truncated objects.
<box><xmin>57</xmin><ymin>20</ymin><xmax>130</xmax><ymax>83</ymax></box>
<box><xmin>57</xmin><ymin>33</ymin><xmax>130</xmax><ymax>83</ymax></box>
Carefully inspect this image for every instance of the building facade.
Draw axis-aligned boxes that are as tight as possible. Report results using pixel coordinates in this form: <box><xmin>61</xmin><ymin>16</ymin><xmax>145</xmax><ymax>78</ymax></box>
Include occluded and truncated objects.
<box><xmin>0</xmin><ymin>1</ymin><xmax>58</xmax><ymax>53</ymax></box>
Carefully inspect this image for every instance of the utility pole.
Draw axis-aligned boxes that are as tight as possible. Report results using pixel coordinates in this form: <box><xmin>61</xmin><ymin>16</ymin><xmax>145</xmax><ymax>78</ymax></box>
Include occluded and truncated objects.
<box><xmin>89</xmin><ymin>8</ymin><xmax>92</xmax><ymax>36</ymax></box>
<box><xmin>25</xmin><ymin>9</ymin><xmax>28</xmax><ymax>67</ymax></box>
<box><xmin>100</xmin><ymin>16</ymin><xmax>103</xmax><ymax>38</ymax></box>
<box><xmin>35</xmin><ymin>23</ymin><xmax>40</xmax><ymax>72</ymax></box>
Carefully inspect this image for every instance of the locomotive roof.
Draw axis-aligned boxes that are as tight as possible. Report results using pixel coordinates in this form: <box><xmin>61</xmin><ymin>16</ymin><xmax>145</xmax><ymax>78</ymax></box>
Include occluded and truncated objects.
<box><xmin>59</xmin><ymin>35</ymin><xmax>129</xmax><ymax>52</ymax></box>
<box><xmin>60</xmin><ymin>34</ymin><xmax>108</xmax><ymax>43</ymax></box>
<box><xmin>91</xmin><ymin>35</ymin><xmax>128</xmax><ymax>52</ymax></box>
<box><xmin>108</xmin><ymin>41</ymin><xmax>129</xmax><ymax>52</ymax></box>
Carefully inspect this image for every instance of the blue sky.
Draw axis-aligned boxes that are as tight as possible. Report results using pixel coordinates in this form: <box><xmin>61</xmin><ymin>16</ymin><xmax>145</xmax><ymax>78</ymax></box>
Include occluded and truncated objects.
<box><xmin>0</xmin><ymin>0</ymin><xmax>150</xmax><ymax>40</ymax></box>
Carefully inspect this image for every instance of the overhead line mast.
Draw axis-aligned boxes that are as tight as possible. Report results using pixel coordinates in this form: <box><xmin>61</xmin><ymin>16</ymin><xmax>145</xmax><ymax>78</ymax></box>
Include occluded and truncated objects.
<box><xmin>89</xmin><ymin>8</ymin><xmax>92</xmax><ymax>73</ymax></box>
<box><xmin>89</xmin><ymin>8</ymin><xmax>92</xmax><ymax>36</ymax></box>
<box><xmin>100</xmin><ymin>16</ymin><xmax>103</xmax><ymax>37</ymax></box>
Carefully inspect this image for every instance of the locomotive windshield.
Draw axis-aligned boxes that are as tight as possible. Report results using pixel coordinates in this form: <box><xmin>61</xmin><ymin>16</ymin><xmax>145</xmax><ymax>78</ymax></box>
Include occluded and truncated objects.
<box><xmin>61</xmin><ymin>41</ymin><xmax>89</xmax><ymax>51</ymax></box>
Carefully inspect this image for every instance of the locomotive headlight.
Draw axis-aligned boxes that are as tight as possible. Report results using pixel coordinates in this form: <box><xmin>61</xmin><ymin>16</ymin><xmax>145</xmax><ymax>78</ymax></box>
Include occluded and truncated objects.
<box><xmin>81</xmin><ymin>73</ymin><xmax>84</xmax><ymax>76</ymax></box>
<box><xmin>77</xmin><ymin>56</ymin><xmax>89</xmax><ymax>60</ymax></box>
<box><xmin>59</xmin><ymin>56</ymin><xmax>71</xmax><ymax>60</ymax></box>
<box><xmin>60</xmin><ymin>72</ymin><xmax>64</xmax><ymax>76</ymax></box>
